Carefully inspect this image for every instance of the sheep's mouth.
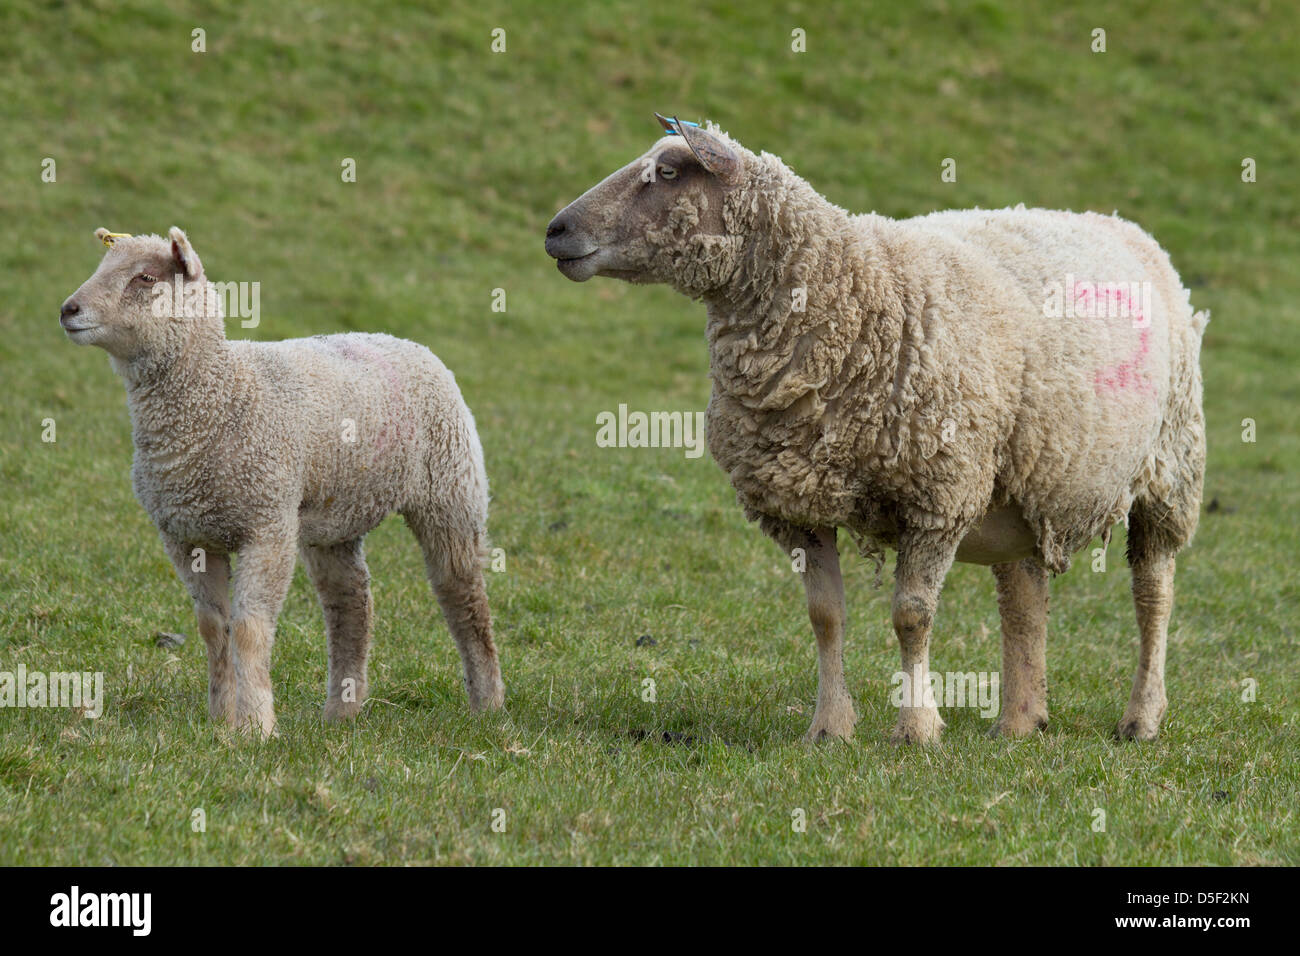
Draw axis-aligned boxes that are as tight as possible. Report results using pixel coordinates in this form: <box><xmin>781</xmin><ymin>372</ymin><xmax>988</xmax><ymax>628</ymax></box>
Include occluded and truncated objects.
<box><xmin>61</xmin><ymin>322</ymin><xmax>99</xmax><ymax>335</ymax></box>
<box><xmin>555</xmin><ymin>250</ymin><xmax>599</xmax><ymax>281</ymax></box>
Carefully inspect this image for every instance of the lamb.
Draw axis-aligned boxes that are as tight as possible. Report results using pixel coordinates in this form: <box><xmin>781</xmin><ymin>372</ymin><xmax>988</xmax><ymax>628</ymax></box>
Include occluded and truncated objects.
<box><xmin>545</xmin><ymin>114</ymin><xmax>1207</xmax><ymax>744</ymax></box>
<box><xmin>60</xmin><ymin>227</ymin><xmax>504</xmax><ymax>735</ymax></box>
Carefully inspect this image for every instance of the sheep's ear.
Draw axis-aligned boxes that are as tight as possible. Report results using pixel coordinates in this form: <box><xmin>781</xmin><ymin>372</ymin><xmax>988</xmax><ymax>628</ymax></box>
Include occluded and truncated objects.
<box><xmin>94</xmin><ymin>227</ymin><xmax>111</xmax><ymax>244</ymax></box>
<box><xmin>677</xmin><ymin>121</ymin><xmax>740</xmax><ymax>181</ymax></box>
<box><xmin>168</xmin><ymin>226</ymin><xmax>201</xmax><ymax>279</ymax></box>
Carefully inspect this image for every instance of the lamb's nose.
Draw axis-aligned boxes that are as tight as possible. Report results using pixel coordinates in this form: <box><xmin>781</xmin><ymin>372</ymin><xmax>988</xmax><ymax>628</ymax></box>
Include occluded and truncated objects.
<box><xmin>60</xmin><ymin>301</ymin><xmax>80</xmax><ymax>320</ymax></box>
<box><xmin>546</xmin><ymin>218</ymin><xmax>566</xmax><ymax>239</ymax></box>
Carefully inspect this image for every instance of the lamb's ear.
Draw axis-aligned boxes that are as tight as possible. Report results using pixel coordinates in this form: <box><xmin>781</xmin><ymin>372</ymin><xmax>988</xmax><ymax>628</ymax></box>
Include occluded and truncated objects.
<box><xmin>168</xmin><ymin>227</ymin><xmax>201</xmax><ymax>279</ymax></box>
<box><xmin>94</xmin><ymin>227</ymin><xmax>111</xmax><ymax>244</ymax></box>
<box><xmin>677</xmin><ymin>121</ymin><xmax>741</xmax><ymax>181</ymax></box>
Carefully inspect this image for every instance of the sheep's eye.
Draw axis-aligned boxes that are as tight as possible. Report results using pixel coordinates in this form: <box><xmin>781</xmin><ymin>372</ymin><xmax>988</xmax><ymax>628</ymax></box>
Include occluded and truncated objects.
<box><xmin>136</xmin><ymin>273</ymin><xmax>158</xmax><ymax>283</ymax></box>
<box><xmin>658</xmin><ymin>165</ymin><xmax>678</xmax><ymax>180</ymax></box>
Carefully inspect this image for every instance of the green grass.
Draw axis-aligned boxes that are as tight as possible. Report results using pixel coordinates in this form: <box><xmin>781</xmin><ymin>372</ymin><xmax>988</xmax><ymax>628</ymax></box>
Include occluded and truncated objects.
<box><xmin>1</xmin><ymin>0</ymin><xmax>1297</xmax><ymax>864</ymax></box>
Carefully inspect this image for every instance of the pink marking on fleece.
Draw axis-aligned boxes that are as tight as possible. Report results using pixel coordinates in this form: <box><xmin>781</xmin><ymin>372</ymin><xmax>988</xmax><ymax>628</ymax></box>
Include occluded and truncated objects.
<box><xmin>1072</xmin><ymin>282</ymin><xmax>1156</xmax><ymax>398</ymax></box>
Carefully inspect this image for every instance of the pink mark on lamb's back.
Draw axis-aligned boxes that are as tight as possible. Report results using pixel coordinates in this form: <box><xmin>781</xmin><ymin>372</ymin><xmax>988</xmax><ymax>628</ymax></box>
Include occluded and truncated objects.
<box><xmin>1072</xmin><ymin>282</ymin><xmax>1156</xmax><ymax>398</ymax></box>
<box><xmin>328</xmin><ymin>338</ymin><xmax>417</xmax><ymax>457</ymax></box>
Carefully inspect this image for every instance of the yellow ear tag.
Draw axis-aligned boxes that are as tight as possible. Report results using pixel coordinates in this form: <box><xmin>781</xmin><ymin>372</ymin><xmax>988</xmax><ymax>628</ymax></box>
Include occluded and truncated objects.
<box><xmin>101</xmin><ymin>231</ymin><xmax>132</xmax><ymax>248</ymax></box>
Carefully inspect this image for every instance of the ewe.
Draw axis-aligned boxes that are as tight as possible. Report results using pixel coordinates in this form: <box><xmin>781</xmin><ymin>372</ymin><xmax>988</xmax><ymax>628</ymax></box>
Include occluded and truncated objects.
<box><xmin>546</xmin><ymin>116</ymin><xmax>1207</xmax><ymax>744</ymax></box>
<box><xmin>61</xmin><ymin>228</ymin><xmax>503</xmax><ymax>735</ymax></box>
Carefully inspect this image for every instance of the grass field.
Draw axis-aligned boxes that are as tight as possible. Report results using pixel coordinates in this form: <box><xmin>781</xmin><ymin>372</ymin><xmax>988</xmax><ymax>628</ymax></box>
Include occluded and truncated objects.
<box><xmin>1</xmin><ymin>0</ymin><xmax>1297</xmax><ymax>864</ymax></box>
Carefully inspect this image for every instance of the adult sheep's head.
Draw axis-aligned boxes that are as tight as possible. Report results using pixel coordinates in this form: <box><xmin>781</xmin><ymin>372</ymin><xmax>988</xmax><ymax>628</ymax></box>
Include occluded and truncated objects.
<box><xmin>545</xmin><ymin>114</ymin><xmax>748</xmax><ymax>295</ymax></box>
<box><xmin>60</xmin><ymin>227</ymin><xmax>218</xmax><ymax>362</ymax></box>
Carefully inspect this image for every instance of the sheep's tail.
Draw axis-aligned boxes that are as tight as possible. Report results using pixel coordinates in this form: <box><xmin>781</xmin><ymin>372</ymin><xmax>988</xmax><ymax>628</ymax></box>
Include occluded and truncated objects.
<box><xmin>1128</xmin><ymin>306</ymin><xmax>1208</xmax><ymax>563</ymax></box>
<box><xmin>1191</xmin><ymin>308</ymin><xmax>1210</xmax><ymax>338</ymax></box>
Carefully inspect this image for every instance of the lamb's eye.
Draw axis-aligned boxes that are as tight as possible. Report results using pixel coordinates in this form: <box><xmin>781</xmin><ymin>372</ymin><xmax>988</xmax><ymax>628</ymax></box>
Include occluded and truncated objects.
<box><xmin>658</xmin><ymin>165</ymin><xmax>678</xmax><ymax>180</ymax></box>
<box><xmin>137</xmin><ymin>273</ymin><xmax>158</xmax><ymax>283</ymax></box>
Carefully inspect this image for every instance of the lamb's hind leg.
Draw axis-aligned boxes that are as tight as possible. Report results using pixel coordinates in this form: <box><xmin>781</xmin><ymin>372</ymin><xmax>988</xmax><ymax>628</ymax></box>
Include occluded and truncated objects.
<box><xmin>404</xmin><ymin>510</ymin><xmax>503</xmax><ymax>712</ymax></box>
<box><xmin>890</xmin><ymin>526</ymin><xmax>962</xmax><ymax>745</ymax></box>
<box><xmin>990</xmin><ymin>558</ymin><xmax>1050</xmax><ymax>737</ymax></box>
<box><xmin>301</xmin><ymin>539</ymin><xmax>373</xmax><ymax>721</ymax></box>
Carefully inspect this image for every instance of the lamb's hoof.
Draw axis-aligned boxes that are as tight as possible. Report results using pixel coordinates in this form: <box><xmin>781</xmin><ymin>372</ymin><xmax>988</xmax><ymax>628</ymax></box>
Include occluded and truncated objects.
<box><xmin>468</xmin><ymin>678</ymin><xmax>505</xmax><ymax>713</ymax></box>
<box><xmin>324</xmin><ymin>698</ymin><xmax>365</xmax><ymax>722</ymax></box>
<box><xmin>989</xmin><ymin>711</ymin><xmax>1049</xmax><ymax>738</ymax></box>
<box><xmin>209</xmin><ymin>703</ymin><xmax>237</xmax><ymax>726</ymax></box>
<box><xmin>889</xmin><ymin>709</ymin><xmax>944</xmax><ymax>746</ymax></box>
<box><xmin>234</xmin><ymin>707</ymin><xmax>278</xmax><ymax>738</ymax></box>
<box><xmin>237</xmin><ymin>721</ymin><xmax>278</xmax><ymax>739</ymax></box>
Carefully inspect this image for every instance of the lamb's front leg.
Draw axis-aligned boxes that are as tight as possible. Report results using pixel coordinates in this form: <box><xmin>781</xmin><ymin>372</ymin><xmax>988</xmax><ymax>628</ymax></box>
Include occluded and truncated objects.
<box><xmin>890</xmin><ymin>526</ymin><xmax>961</xmax><ymax>745</ymax></box>
<box><xmin>161</xmin><ymin>536</ymin><xmax>235</xmax><ymax>724</ymax></box>
<box><xmin>231</xmin><ymin>531</ymin><xmax>298</xmax><ymax>737</ymax></box>
<box><xmin>801</xmin><ymin>527</ymin><xmax>857</xmax><ymax>742</ymax></box>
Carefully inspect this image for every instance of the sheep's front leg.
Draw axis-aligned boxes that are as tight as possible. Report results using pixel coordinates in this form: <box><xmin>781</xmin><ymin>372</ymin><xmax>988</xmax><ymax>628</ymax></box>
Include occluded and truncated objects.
<box><xmin>990</xmin><ymin>558</ymin><xmax>1050</xmax><ymax>737</ymax></box>
<box><xmin>162</xmin><ymin>536</ymin><xmax>235</xmax><ymax>724</ymax></box>
<box><xmin>1118</xmin><ymin>553</ymin><xmax>1174</xmax><ymax>740</ymax></box>
<box><xmin>231</xmin><ymin>531</ymin><xmax>298</xmax><ymax>737</ymax></box>
<box><xmin>890</xmin><ymin>527</ymin><xmax>961</xmax><ymax>745</ymax></box>
<box><xmin>801</xmin><ymin>527</ymin><xmax>857</xmax><ymax>742</ymax></box>
<box><xmin>301</xmin><ymin>539</ymin><xmax>373</xmax><ymax>721</ymax></box>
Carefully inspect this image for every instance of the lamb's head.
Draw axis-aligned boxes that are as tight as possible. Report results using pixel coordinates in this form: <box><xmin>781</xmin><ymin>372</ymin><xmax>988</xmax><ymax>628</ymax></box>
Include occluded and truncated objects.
<box><xmin>545</xmin><ymin>114</ymin><xmax>749</xmax><ymax>294</ymax></box>
<box><xmin>60</xmin><ymin>227</ymin><xmax>219</xmax><ymax>361</ymax></box>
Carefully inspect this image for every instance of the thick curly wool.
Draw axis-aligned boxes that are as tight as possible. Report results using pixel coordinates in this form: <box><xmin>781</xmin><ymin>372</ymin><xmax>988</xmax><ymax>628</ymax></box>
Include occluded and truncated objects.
<box><xmin>547</xmin><ymin>119</ymin><xmax>1206</xmax><ymax>742</ymax></box>
<box><xmin>125</xmin><ymin>325</ymin><xmax>488</xmax><ymax>557</ymax></box>
<box><xmin>664</xmin><ymin>133</ymin><xmax>1208</xmax><ymax>574</ymax></box>
<box><xmin>63</xmin><ymin>230</ymin><xmax>503</xmax><ymax>734</ymax></box>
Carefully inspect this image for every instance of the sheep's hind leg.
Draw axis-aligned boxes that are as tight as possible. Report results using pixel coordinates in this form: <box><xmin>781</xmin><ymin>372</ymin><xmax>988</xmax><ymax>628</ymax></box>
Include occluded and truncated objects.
<box><xmin>230</xmin><ymin>531</ymin><xmax>298</xmax><ymax>737</ymax></box>
<box><xmin>799</xmin><ymin>527</ymin><xmax>857</xmax><ymax>742</ymax></box>
<box><xmin>162</xmin><ymin>536</ymin><xmax>235</xmax><ymax>725</ymax></box>
<box><xmin>301</xmin><ymin>539</ymin><xmax>373</xmax><ymax>721</ymax></box>
<box><xmin>1118</xmin><ymin>550</ymin><xmax>1174</xmax><ymax>741</ymax></box>
<box><xmin>404</xmin><ymin>510</ymin><xmax>504</xmax><ymax>712</ymax></box>
<box><xmin>990</xmin><ymin>559</ymin><xmax>1050</xmax><ymax>737</ymax></box>
<box><xmin>889</xmin><ymin>526</ymin><xmax>961</xmax><ymax>745</ymax></box>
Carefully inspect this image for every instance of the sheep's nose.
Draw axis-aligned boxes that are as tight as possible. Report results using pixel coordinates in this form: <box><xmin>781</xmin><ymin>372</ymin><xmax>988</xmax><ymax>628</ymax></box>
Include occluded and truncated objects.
<box><xmin>60</xmin><ymin>300</ymin><xmax>80</xmax><ymax>320</ymax></box>
<box><xmin>546</xmin><ymin>217</ymin><xmax>566</xmax><ymax>239</ymax></box>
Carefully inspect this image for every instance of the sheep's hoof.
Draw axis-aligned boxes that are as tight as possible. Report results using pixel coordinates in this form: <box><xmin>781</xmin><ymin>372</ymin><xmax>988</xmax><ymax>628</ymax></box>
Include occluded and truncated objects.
<box><xmin>988</xmin><ymin>712</ymin><xmax>1049</xmax><ymax>738</ymax></box>
<box><xmin>1116</xmin><ymin>695</ymin><xmax>1166</xmax><ymax>741</ymax></box>
<box><xmin>323</xmin><ymin>698</ymin><xmax>365</xmax><ymax>722</ymax></box>
<box><xmin>889</xmin><ymin>709</ymin><xmax>944</xmax><ymax>746</ymax></box>
<box><xmin>802</xmin><ymin>720</ymin><xmax>856</xmax><ymax>744</ymax></box>
<box><xmin>1115</xmin><ymin>715</ymin><xmax>1162</xmax><ymax>741</ymax></box>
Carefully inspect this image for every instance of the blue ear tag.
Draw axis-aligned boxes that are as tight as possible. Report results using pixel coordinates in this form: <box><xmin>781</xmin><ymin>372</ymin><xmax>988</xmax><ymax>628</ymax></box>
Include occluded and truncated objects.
<box><xmin>655</xmin><ymin>112</ymin><xmax>702</xmax><ymax>137</ymax></box>
<box><xmin>663</xmin><ymin>119</ymin><xmax>701</xmax><ymax>137</ymax></box>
